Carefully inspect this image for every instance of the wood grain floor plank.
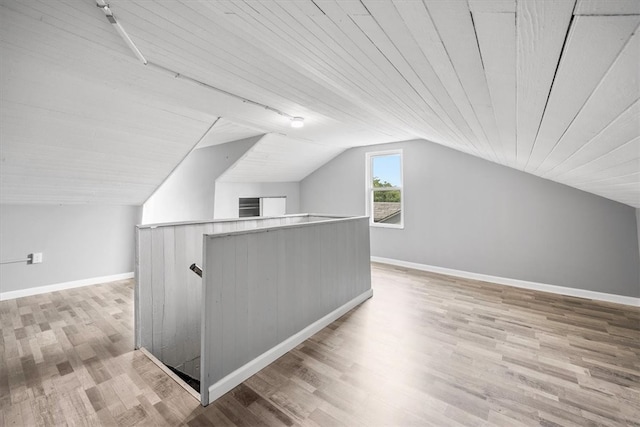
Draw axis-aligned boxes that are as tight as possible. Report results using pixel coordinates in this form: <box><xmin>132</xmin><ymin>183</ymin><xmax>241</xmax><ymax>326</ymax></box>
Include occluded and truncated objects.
<box><xmin>1</xmin><ymin>266</ymin><xmax>638</xmax><ymax>425</ymax></box>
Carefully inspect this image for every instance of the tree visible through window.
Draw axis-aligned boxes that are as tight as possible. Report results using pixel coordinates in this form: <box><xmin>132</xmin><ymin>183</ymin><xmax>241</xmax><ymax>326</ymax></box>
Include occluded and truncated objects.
<box><xmin>367</xmin><ymin>151</ymin><xmax>403</xmax><ymax>227</ymax></box>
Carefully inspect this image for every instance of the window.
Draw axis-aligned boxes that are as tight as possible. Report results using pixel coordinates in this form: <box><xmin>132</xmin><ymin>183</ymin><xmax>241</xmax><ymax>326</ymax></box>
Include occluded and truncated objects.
<box><xmin>366</xmin><ymin>150</ymin><xmax>403</xmax><ymax>228</ymax></box>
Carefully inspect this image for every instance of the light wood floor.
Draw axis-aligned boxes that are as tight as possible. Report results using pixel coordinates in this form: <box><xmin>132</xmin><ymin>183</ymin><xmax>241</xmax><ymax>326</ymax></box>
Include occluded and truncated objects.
<box><xmin>1</xmin><ymin>263</ymin><xmax>639</xmax><ymax>426</ymax></box>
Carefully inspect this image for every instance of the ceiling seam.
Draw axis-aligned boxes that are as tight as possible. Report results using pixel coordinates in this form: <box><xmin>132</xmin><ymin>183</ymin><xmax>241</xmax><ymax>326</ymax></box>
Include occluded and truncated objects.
<box><xmin>347</xmin><ymin>14</ymin><xmax>448</xmax><ymax>143</ymax></box>
<box><xmin>237</xmin><ymin>0</ymin><xmax>413</xmax><ymax>134</ymax></box>
<box><xmin>363</xmin><ymin>9</ymin><xmax>471</xmax><ymax>148</ymax></box>
<box><xmin>547</xmin><ymin>134</ymin><xmax>640</xmax><ymax>180</ymax></box>
<box><xmin>316</xmin><ymin>5</ymin><xmax>440</xmax><ymax>133</ymax></box>
<box><xmin>389</xmin><ymin>1</ymin><xmax>483</xmax><ymax>154</ymax></box>
<box><xmin>210</xmin><ymin>0</ymin><xmax>425</xmax><ymax>136</ymax></box>
<box><xmin>530</xmin><ymin>20</ymin><xmax>640</xmax><ymax>174</ymax></box>
<box><xmin>468</xmin><ymin>7</ymin><xmax>503</xmax><ymax>164</ymax></box>
<box><xmin>542</xmin><ymin>99</ymin><xmax>640</xmax><ymax>178</ymax></box>
<box><xmin>523</xmin><ymin>0</ymin><xmax>578</xmax><ymax>170</ymax></box>
<box><xmin>422</xmin><ymin>0</ymin><xmax>498</xmax><ymax>162</ymax></box>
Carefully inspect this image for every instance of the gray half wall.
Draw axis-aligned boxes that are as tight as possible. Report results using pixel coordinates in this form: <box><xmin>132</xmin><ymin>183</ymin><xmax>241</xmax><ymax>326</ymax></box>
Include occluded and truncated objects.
<box><xmin>637</xmin><ymin>209</ymin><xmax>640</xmax><ymax>260</ymax></box>
<box><xmin>0</xmin><ymin>204</ymin><xmax>141</xmax><ymax>293</ymax></box>
<box><xmin>637</xmin><ymin>208</ymin><xmax>640</xmax><ymax>281</ymax></box>
<box><xmin>300</xmin><ymin>139</ymin><xmax>640</xmax><ymax>298</ymax></box>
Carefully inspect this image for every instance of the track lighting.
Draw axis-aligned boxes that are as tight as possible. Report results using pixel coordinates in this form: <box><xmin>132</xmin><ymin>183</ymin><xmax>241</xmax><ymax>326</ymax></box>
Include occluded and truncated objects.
<box><xmin>96</xmin><ymin>0</ymin><xmax>147</xmax><ymax>65</ymax></box>
<box><xmin>95</xmin><ymin>1</ymin><xmax>305</xmax><ymax>128</ymax></box>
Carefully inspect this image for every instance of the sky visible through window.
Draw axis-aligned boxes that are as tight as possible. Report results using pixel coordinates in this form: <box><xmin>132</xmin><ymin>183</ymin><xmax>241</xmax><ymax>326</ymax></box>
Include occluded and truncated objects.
<box><xmin>372</xmin><ymin>154</ymin><xmax>401</xmax><ymax>186</ymax></box>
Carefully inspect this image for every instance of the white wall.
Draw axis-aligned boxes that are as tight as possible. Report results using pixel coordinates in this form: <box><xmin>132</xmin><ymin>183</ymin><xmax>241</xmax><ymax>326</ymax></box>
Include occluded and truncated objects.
<box><xmin>0</xmin><ymin>204</ymin><xmax>140</xmax><ymax>295</ymax></box>
<box><xmin>637</xmin><ymin>209</ymin><xmax>640</xmax><ymax>259</ymax></box>
<box><xmin>142</xmin><ymin>136</ymin><xmax>261</xmax><ymax>224</ymax></box>
<box><xmin>637</xmin><ymin>209</ymin><xmax>640</xmax><ymax>278</ymax></box>
<box><xmin>301</xmin><ymin>139</ymin><xmax>640</xmax><ymax>298</ymax></box>
<box><xmin>213</xmin><ymin>182</ymin><xmax>300</xmax><ymax>219</ymax></box>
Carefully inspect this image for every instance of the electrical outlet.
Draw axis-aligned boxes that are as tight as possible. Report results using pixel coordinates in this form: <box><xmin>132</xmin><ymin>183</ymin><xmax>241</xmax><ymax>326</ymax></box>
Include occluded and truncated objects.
<box><xmin>31</xmin><ymin>252</ymin><xmax>43</xmax><ymax>264</ymax></box>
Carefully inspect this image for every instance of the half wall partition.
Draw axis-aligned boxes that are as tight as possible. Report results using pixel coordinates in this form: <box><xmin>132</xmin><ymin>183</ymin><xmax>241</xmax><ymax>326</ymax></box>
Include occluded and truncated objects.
<box><xmin>135</xmin><ymin>214</ymin><xmax>372</xmax><ymax>405</ymax></box>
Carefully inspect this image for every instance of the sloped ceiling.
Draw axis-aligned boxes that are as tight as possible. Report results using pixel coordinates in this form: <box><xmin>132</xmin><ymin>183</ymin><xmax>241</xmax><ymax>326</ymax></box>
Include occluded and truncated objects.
<box><xmin>1</xmin><ymin>0</ymin><xmax>639</xmax><ymax>207</ymax></box>
<box><xmin>217</xmin><ymin>134</ymin><xmax>344</xmax><ymax>183</ymax></box>
<box><xmin>195</xmin><ymin>118</ymin><xmax>264</xmax><ymax>150</ymax></box>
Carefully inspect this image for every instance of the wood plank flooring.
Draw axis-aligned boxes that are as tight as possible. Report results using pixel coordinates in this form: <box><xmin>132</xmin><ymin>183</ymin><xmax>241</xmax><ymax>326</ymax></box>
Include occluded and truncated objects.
<box><xmin>1</xmin><ymin>263</ymin><xmax>639</xmax><ymax>426</ymax></box>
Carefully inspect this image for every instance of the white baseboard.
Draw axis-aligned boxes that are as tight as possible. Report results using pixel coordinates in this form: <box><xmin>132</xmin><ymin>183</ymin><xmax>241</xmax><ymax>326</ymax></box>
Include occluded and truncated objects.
<box><xmin>205</xmin><ymin>288</ymin><xmax>374</xmax><ymax>405</ymax></box>
<box><xmin>371</xmin><ymin>256</ymin><xmax>640</xmax><ymax>307</ymax></box>
<box><xmin>0</xmin><ymin>272</ymin><xmax>135</xmax><ymax>301</ymax></box>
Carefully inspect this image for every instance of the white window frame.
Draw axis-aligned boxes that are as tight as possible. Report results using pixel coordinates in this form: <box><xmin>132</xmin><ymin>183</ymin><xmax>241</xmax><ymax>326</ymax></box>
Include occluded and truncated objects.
<box><xmin>365</xmin><ymin>149</ymin><xmax>404</xmax><ymax>229</ymax></box>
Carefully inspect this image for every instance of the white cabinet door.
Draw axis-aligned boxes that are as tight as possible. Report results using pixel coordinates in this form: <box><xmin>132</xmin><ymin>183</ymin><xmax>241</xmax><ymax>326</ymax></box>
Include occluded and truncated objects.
<box><xmin>262</xmin><ymin>197</ymin><xmax>286</xmax><ymax>216</ymax></box>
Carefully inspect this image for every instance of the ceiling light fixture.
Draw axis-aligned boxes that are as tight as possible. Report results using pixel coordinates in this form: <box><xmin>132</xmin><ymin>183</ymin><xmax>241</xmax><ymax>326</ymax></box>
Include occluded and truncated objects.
<box><xmin>290</xmin><ymin>117</ymin><xmax>305</xmax><ymax>128</ymax></box>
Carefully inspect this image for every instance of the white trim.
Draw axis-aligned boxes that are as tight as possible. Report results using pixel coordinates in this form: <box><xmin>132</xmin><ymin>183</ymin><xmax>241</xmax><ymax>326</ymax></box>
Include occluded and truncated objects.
<box><xmin>365</xmin><ymin>149</ymin><xmax>404</xmax><ymax>229</ymax></box>
<box><xmin>371</xmin><ymin>256</ymin><xmax>640</xmax><ymax>307</ymax></box>
<box><xmin>205</xmin><ymin>288</ymin><xmax>374</xmax><ymax>405</ymax></box>
<box><xmin>0</xmin><ymin>272</ymin><xmax>135</xmax><ymax>301</ymax></box>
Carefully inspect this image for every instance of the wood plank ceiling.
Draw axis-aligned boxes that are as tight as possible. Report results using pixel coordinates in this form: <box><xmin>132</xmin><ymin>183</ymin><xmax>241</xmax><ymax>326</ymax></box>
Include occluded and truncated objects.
<box><xmin>1</xmin><ymin>0</ymin><xmax>638</xmax><ymax>207</ymax></box>
<box><xmin>217</xmin><ymin>133</ymin><xmax>344</xmax><ymax>183</ymax></box>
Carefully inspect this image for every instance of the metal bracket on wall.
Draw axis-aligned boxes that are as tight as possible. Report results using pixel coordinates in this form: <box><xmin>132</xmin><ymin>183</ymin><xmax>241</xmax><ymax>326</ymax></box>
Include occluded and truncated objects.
<box><xmin>189</xmin><ymin>263</ymin><xmax>203</xmax><ymax>278</ymax></box>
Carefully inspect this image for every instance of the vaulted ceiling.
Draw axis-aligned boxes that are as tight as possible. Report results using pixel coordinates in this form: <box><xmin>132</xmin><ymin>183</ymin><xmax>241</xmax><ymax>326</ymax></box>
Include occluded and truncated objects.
<box><xmin>1</xmin><ymin>0</ymin><xmax>639</xmax><ymax>207</ymax></box>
